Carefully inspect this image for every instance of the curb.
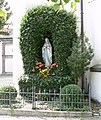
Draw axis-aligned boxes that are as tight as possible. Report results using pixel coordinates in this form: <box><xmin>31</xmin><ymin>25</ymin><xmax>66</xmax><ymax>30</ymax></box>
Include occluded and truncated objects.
<box><xmin>0</xmin><ymin>108</ymin><xmax>92</xmax><ymax>117</ymax></box>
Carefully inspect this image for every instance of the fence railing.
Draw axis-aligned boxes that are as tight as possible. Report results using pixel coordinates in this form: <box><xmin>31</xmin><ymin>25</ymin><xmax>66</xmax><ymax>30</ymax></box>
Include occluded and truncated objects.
<box><xmin>0</xmin><ymin>88</ymin><xmax>91</xmax><ymax>111</ymax></box>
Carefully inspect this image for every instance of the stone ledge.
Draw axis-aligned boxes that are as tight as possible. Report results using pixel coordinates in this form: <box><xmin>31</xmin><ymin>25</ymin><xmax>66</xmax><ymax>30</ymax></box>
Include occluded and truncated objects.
<box><xmin>0</xmin><ymin>108</ymin><xmax>92</xmax><ymax>117</ymax></box>
<box><xmin>0</xmin><ymin>74</ymin><xmax>13</xmax><ymax>77</ymax></box>
<box><xmin>90</xmin><ymin>64</ymin><xmax>101</xmax><ymax>72</ymax></box>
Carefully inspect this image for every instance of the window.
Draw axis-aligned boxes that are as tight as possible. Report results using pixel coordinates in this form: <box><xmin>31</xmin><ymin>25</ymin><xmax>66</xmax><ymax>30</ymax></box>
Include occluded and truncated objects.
<box><xmin>0</xmin><ymin>37</ymin><xmax>13</xmax><ymax>75</ymax></box>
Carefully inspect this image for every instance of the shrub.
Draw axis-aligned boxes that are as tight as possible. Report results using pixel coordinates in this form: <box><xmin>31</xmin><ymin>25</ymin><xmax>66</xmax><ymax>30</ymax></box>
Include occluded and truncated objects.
<box><xmin>19</xmin><ymin>5</ymin><xmax>77</xmax><ymax>76</ymax></box>
<box><xmin>61</xmin><ymin>84</ymin><xmax>83</xmax><ymax>110</ymax></box>
<box><xmin>0</xmin><ymin>86</ymin><xmax>17</xmax><ymax>105</ymax></box>
<box><xmin>66</xmin><ymin>36</ymin><xmax>94</xmax><ymax>83</ymax></box>
<box><xmin>18</xmin><ymin>74</ymin><xmax>73</xmax><ymax>94</ymax></box>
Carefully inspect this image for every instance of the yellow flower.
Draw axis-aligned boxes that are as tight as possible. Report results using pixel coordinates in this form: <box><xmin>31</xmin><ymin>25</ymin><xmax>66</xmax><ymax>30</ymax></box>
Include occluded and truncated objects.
<box><xmin>41</xmin><ymin>69</ymin><xmax>47</xmax><ymax>72</ymax></box>
<box><xmin>39</xmin><ymin>69</ymin><xmax>49</xmax><ymax>77</ymax></box>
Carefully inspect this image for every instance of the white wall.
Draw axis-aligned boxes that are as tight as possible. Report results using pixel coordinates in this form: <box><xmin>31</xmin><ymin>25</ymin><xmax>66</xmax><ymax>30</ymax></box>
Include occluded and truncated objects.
<box><xmin>0</xmin><ymin>41</ymin><xmax>2</xmax><ymax>73</ymax></box>
<box><xmin>84</xmin><ymin>0</ymin><xmax>101</xmax><ymax>102</ymax></box>
<box><xmin>90</xmin><ymin>72</ymin><xmax>101</xmax><ymax>102</ymax></box>
<box><xmin>84</xmin><ymin>0</ymin><xmax>101</xmax><ymax>65</ymax></box>
<box><xmin>13</xmin><ymin>0</ymin><xmax>50</xmax><ymax>90</ymax></box>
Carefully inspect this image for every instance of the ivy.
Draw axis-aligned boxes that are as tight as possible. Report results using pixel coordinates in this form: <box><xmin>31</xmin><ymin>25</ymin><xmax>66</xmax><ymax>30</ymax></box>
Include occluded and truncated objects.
<box><xmin>19</xmin><ymin>6</ymin><xmax>77</xmax><ymax>76</ymax></box>
<box><xmin>48</xmin><ymin>0</ymin><xmax>80</xmax><ymax>12</ymax></box>
<box><xmin>19</xmin><ymin>5</ymin><xmax>93</xmax><ymax>91</ymax></box>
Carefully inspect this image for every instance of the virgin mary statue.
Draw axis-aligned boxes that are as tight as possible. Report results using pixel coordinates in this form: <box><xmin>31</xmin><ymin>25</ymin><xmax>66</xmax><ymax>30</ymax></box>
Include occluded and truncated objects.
<box><xmin>42</xmin><ymin>38</ymin><xmax>52</xmax><ymax>68</ymax></box>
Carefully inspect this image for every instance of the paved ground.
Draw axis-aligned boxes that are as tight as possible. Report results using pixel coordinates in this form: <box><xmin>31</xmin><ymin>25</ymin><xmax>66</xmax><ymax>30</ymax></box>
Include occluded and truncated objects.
<box><xmin>0</xmin><ymin>116</ymin><xmax>101</xmax><ymax>120</ymax></box>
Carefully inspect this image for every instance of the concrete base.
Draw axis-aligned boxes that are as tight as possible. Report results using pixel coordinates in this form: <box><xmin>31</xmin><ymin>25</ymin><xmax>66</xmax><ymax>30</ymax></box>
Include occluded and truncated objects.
<box><xmin>90</xmin><ymin>72</ymin><xmax>101</xmax><ymax>102</ymax></box>
<box><xmin>0</xmin><ymin>108</ymin><xmax>92</xmax><ymax>117</ymax></box>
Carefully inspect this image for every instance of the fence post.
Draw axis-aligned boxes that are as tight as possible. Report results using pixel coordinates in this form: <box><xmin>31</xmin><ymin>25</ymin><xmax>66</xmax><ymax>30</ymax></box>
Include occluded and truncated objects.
<box><xmin>9</xmin><ymin>90</ymin><xmax>11</xmax><ymax>108</ymax></box>
<box><xmin>59</xmin><ymin>86</ymin><xmax>62</xmax><ymax>111</ymax></box>
<box><xmin>32</xmin><ymin>86</ymin><xmax>36</xmax><ymax>109</ymax></box>
<box><xmin>89</xmin><ymin>84</ymin><xmax>91</xmax><ymax>111</ymax></box>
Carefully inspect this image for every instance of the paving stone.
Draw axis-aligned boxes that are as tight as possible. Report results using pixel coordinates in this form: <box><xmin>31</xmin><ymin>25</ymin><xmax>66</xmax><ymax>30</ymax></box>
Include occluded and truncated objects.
<box><xmin>0</xmin><ymin>116</ymin><xmax>101</xmax><ymax>120</ymax></box>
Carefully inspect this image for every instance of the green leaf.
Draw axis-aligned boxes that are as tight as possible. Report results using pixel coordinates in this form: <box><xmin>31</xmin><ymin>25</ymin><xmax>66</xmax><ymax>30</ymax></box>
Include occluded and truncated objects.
<box><xmin>72</xmin><ymin>6</ymin><xmax>77</xmax><ymax>13</ymax></box>
<box><xmin>75</xmin><ymin>0</ymin><xmax>80</xmax><ymax>2</ymax></box>
<box><xmin>53</xmin><ymin>4</ymin><xmax>60</xmax><ymax>11</ymax></box>
<box><xmin>63</xmin><ymin>0</ymin><xmax>70</xmax><ymax>3</ymax></box>
<box><xmin>0</xmin><ymin>8</ymin><xmax>6</xmax><ymax>17</ymax></box>
<box><xmin>71</xmin><ymin>1</ymin><xmax>76</xmax><ymax>8</ymax></box>
<box><xmin>60</xmin><ymin>0</ymin><xmax>64</xmax><ymax>8</ymax></box>
<box><xmin>51</xmin><ymin>0</ymin><xmax>58</xmax><ymax>2</ymax></box>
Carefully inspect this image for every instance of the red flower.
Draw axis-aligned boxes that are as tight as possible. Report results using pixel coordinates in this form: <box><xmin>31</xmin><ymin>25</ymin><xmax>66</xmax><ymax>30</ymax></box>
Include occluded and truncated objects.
<box><xmin>50</xmin><ymin>65</ymin><xmax>53</xmax><ymax>69</ymax></box>
<box><xmin>39</xmin><ymin>64</ymin><xmax>43</xmax><ymax>68</ymax></box>
<box><xmin>50</xmin><ymin>63</ymin><xmax>56</xmax><ymax>67</ymax></box>
<box><xmin>32</xmin><ymin>69</ymin><xmax>35</xmax><ymax>72</ymax></box>
<box><xmin>35</xmin><ymin>66</ymin><xmax>39</xmax><ymax>69</ymax></box>
<box><xmin>36</xmin><ymin>62</ymin><xmax>42</xmax><ymax>65</ymax></box>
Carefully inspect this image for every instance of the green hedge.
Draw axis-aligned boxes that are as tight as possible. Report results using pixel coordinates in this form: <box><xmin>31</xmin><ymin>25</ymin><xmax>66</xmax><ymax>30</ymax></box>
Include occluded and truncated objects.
<box><xmin>0</xmin><ymin>86</ymin><xmax>17</xmax><ymax>105</ymax></box>
<box><xmin>61</xmin><ymin>84</ymin><xmax>83</xmax><ymax>109</ymax></box>
<box><xmin>18</xmin><ymin>74</ymin><xmax>73</xmax><ymax>93</ymax></box>
<box><xmin>19</xmin><ymin>5</ymin><xmax>77</xmax><ymax>76</ymax></box>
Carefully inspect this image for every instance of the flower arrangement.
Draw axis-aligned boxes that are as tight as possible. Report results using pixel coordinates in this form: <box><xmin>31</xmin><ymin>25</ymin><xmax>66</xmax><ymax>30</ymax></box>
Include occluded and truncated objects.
<box><xmin>32</xmin><ymin>62</ymin><xmax>58</xmax><ymax>77</ymax></box>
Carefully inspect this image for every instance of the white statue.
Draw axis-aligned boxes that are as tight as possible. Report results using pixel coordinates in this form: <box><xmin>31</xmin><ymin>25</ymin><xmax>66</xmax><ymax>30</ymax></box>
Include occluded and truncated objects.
<box><xmin>42</xmin><ymin>38</ymin><xmax>52</xmax><ymax>68</ymax></box>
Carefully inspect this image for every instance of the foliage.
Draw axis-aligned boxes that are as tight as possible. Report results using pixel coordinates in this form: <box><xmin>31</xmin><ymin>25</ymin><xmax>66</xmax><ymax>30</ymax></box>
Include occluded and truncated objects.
<box><xmin>66</xmin><ymin>36</ymin><xmax>94</xmax><ymax>83</ymax></box>
<box><xmin>0</xmin><ymin>0</ymin><xmax>12</xmax><ymax>29</ymax></box>
<box><xmin>61</xmin><ymin>84</ymin><xmax>83</xmax><ymax>109</ymax></box>
<box><xmin>0</xmin><ymin>16</ymin><xmax>5</xmax><ymax>29</ymax></box>
<box><xmin>19</xmin><ymin>5</ymin><xmax>77</xmax><ymax>77</ymax></box>
<box><xmin>18</xmin><ymin>74</ymin><xmax>72</xmax><ymax>101</ymax></box>
<box><xmin>18</xmin><ymin>74</ymin><xmax>73</xmax><ymax>94</ymax></box>
<box><xmin>0</xmin><ymin>8</ymin><xmax>6</xmax><ymax>17</ymax></box>
<box><xmin>0</xmin><ymin>86</ymin><xmax>17</xmax><ymax>105</ymax></box>
<box><xmin>19</xmin><ymin>5</ymin><xmax>94</xmax><ymax>89</ymax></box>
<box><xmin>48</xmin><ymin>0</ymin><xmax>80</xmax><ymax>11</ymax></box>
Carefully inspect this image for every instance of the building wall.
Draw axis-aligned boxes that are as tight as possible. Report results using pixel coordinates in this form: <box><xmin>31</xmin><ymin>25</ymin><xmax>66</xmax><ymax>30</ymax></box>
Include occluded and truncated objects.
<box><xmin>0</xmin><ymin>36</ymin><xmax>13</xmax><ymax>86</ymax></box>
<box><xmin>0</xmin><ymin>75</ymin><xmax>13</xmax><ymax>86</ymax></box>
<box><xmin>84</xmin><ymin>0</ymin><xmax>101</xmax><ymax>102</ymax></box>
<box><xmin>84</xmin><ymin>0</ymin><xmax>101</xmax><ymax>65</ymax></box>
<box><xmin>90</xmin><ymin>72</ymin><xmax>101</xmax><ymax>102</ymax></box>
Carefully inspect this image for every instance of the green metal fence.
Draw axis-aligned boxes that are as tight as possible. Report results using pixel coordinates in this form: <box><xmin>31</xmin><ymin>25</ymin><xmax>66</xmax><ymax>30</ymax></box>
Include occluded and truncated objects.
<box><xmin>0</xmin><ymin>87</ymin><xmax>91</xmax><ymax>111</ymax></box>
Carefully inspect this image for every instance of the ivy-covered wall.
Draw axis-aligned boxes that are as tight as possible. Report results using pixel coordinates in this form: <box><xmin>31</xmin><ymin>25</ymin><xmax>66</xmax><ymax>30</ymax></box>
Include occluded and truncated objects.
<box><xmin>19</xmin><ymin>5</ymin><xmax>94</xmax><ymax>92</ymax></box>
<box><xmin>19</xmin><ymin>6</ymin><xmax>77</xmax><ymax>76</ymax></box>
